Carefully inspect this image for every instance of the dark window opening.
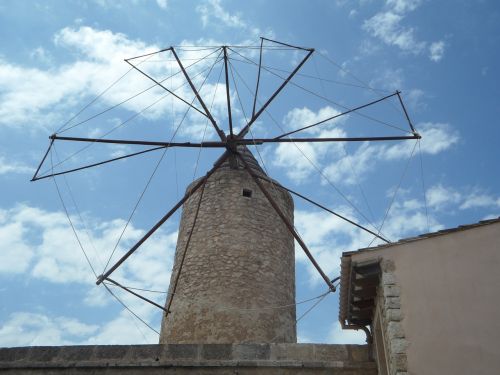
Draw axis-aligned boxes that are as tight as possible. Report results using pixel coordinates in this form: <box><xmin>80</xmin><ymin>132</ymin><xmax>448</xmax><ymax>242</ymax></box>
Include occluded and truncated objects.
<box><xmin>242</xmin><ymin>188</ymin><xmax>252</xmax><ymax>198</ymax></box>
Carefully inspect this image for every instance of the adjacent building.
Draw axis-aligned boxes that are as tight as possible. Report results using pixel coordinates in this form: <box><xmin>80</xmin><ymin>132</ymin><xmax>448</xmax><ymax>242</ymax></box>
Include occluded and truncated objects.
<box><xmin>340</xmin><ymin>217</ymin><xmax>500</xmax><ymax>374</ymax></box>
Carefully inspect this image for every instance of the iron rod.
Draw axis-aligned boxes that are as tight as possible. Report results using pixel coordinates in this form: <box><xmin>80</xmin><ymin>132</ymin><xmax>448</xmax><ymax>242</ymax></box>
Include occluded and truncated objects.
<box><xmin>236</xmin><ymin>152</ymin><xmax>336</xmax><ymax>292</ymax></box>
<box><xmin>236</xmin><ymin>48</ymin><xmax>314</xmax><ymax>139</ymax></box>
<box><xmin>251</xmin><ymin>38</ymin><xmax>264</xmax><ymax>118</ymax></box>
<box><xmin>124</xmin><ymin>59</ymin><xmax>207</xmax><ymax>118</ymax></box>
<box><xmin>261</xmin><ymin>37</ymin><xmax>313</xmax><ymax>52</ymax></box>
<box><xmin>223</xmin><ymin>46</ymin><xmax>234</xmax><ymax>138</ymax></box>
<box><xmin>32</xmin><ymin>146</ymin><xmax>166</xmax><ymax>181</ymax></box>
<box><xmin>255</xmin><ymin>175</ymin><xmax>390</xmax><ymax>244</ymax></box>
<box><xmin>50</xmin><ymin>135</ymin><xmax>227</xmax><ymax>148</ymax></box>
<box><xmin>104</xmin><ymin>277</ymin><xmax>169</xmax><ymax>313</ymax></box>
<box><xmin>31</xmin><ymin>138</ymin><xmax>54</xmax><ymax>181</ymax></box>
<box><xmin>241</xmin><ymin>135</ymin><xmax>421</xmax><ymax>144</ymax></box>
<box><xmin>164</xmin><ymin>180</ymin><xmax>207</xmax><ymax>319</ymax></box>
<box><xmin>125</xmin><ymin>47</ymin><xmax>172</xmax><ymax>61</ymax></box>
<box><xmin>275</xmin><ymin>91</ymin><xmax>400</xmax><ymax>139</ymax></box>
<box><xmin>96</xmin><ymin>152</ymin><xmax>229</xmax><ymax>285</ymax></box>
<box><xmin>396</xmin><ymin>91</ymin><xmax>417</xmax><ymax>134</ymax></box>
<box><xmin>171</xmin><ymin>47</ymin><xmax>227</xmax><ymax>142</ymax></box>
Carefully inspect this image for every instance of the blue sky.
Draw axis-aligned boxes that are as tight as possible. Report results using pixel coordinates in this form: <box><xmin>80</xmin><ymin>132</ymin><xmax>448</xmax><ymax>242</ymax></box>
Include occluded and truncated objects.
<box><xmin>1</xmin><ymin>0</ymin><xmax>499</xmax><ymax>346</ymax></box>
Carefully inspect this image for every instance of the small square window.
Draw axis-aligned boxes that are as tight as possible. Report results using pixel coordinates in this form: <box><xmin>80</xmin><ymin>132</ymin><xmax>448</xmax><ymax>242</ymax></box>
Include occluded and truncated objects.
<box><xmin>242</xmin><ymin>188</ymin><xmax>252</xmax><ymax>198</ymax></box>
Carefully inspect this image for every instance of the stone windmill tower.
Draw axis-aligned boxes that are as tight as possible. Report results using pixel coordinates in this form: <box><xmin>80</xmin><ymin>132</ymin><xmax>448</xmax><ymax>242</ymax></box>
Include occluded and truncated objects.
<box><xmin>160</xmin><ymin>147</ymin><xmax>296</xmax><ymax>343</ymax></box>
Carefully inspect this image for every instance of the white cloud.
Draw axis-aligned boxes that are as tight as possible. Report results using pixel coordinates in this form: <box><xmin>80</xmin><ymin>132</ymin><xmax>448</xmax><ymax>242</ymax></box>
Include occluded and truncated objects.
<box><xmin>363</xmin><ymin>0</ymin><xmax>446</xmax><ymax>62</ymax></box>
<box><xmin>197</xmin><ymin>0</ymin><xmax>246</xmax><ymax>29</ymax></box>
<box><xmin>323</xmin><ymin>122</ymin><xmax>458</xmax><ymax>186</ymax></box>
<box><xmin>406</xmin><ymin>88</ymin><xmax>426</xmax><ymax>112</ymax></box>
<box><xmin>369</xmin><ymin>68</ymin><xmax>404</xmax><ymax>91</ymax></box>
<box><xmin>386</xmin><ymin>0</ymin><xmax>422</xmax><ymax>14</ymax></box>
<box><xmin>29</xmin><ymin>47</ymin><xmax>52</xmax><ymax>64</ymax></box>
<box><xmin>84</xmin><ymin>309</ymin><xmax>158</xmax><ymax>344</ymax></box>
<box><xmin>0</xmin><ymin>26</ymin><xmax>229</xmax><ymax>134</ymax></box>
<box><xmin>323</xmin><ymin>142</ymin><xmax>377</xmax><ymax>186</ymax></box>
<box><xmin>156</xmin><ymin>0</ymin><xmax>168</xmax><ymax>9</ymax></box>
<box><xmin>426</xmin><ymin>184</ymin><xmax>461</xmax><ymax>209</ymax></box>
<box><xmin>272</xmin><ymin>106</ymin><xmax>346</xmax><ymax>183</ymax></box>
<box><xmin>459</xmin><ymin>193</ymin><xmax>500</xmax><ymax>210</ymax></box>
<box><xmin>0</xmin><ymin>307</ymin><xmax>162</xmax><ymax>346</ymax></box>
<box><xmin>292</xmin><ymin>184</ymin><xmax>447</xmax><ymax>285</ymax></box>
<box><xmin>328</xmin><ymin>321</ymin><xmax>366</xmax><ymax>344</ymax></box>
<box><xmin>0</xmin><ymin>221</ymin><xmax>33</xmax><ymax>274</ymax></box>
<box><xmin>0</xmin><ymin>156</ymin><xmax>33</xmax><ymax>175</ymax></box>
<box><xmin>0</xmin><ymin>203</ymin><xmax>177</xmax><ymax>345</ymax></box>
<box><xmin>195</xmin><ymin>0</ymin><xmax>264</xmax><ymax>38</ymax></box>
<box><xmin>363</xmin><ymin>11</ymin><xmax>426</xmax><ymax>54</ymax></box>
<box><xmin>294</xmin><ymin>207</ymin><xmax>377</xmax><ymax>284</ymax></box>
<box><xmin>429</xmin><ymin>41</ymin><xmax>445</xmax><ymax>62</ymax></box>
<box><xmin>385</xmin><ymin>122</ymin><xmax>459</xmax><ymax>157</ymax></box>
<box><xmin>83</xmin><ymin>285</ymin><xmax>111</xmax><ymax>307</ymax></box>
<box><xmin>272</xmin><ymin>106</ymin><xmax>459</xmax><ymax>187</ymax></box>
<box><xmin>0</xmin><ymin>312</ymin><xmax>98</xmax><ymax>346</ymax></box>
<box><xmin>0</xmin><ymin>204</ymin><xmax>176</xmax><ymax>290</ymax></box>
<box><xmin>426</xmin><ymin>184</ymin><xmax>500</xmax><ymax>212</ymax></box>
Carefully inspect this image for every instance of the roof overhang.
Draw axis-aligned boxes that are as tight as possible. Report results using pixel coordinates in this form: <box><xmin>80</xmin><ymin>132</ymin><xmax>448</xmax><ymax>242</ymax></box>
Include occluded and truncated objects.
<box><xmin>339</xmin><ymin>254</ymin><xmax>382</xmax><ymax>338</ymax></box>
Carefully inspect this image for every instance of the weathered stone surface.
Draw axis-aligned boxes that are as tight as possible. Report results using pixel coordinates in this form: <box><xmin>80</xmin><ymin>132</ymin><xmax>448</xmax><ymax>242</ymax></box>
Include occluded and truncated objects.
<box><xmin>375</xmin><ymin>269</ymin><xmax>408</xmax><ymax>375</ymax></box>
<box><xmin>93</xmin><ymin>345</ymin><xmax>129</xmax><ymax>360</ymax></box>
<box><xmin>160</xmin><ymin>148</ymin><xmax>296</xmax><ymax>344</ymax></box>
<box><xmin>163</xmin><ymin>344</ymin><xmax>199</xmax><ymax>360</ymax></box>
<box><xmin>381</xmin><ymin>272</ymin><xmax>396</xmax><ymax>285</ymax></box>
<box><xmin>313</xmin><ymin>344</ymin><xmax>348</xmax><ymax>361</ymax></box>
<box><xmin>0</xmin><ymin>347</ymin><xmax>29</xmax><ymax>362</ymax></box>
<box><xmin>390</xmin><ymin>339</ymin><xmax>409</xmax><ymax>354</ymax></box>
<box><xmin>387</xmin><ymin>322</ymin><xmax>405</xmax><ymax>339</ymax></box>
<box><xmin>348</xmin><ymin>345</ymin><xmax>371</xmax><ymax>362</ymax></box>
<box><xmin>27</xmin><ymin>347</ymin><xmax>60</xmax><ymax>362</ymax></box>
<box><xmin>200</xmin><ymin>344</ymin><xmax>232</xmax><ymax>360</ymax></box>
<box><xmin>380</xmin><ymin>259</ymin><xmax>396</xmax><ymax>272</ymax></box>
<box><xmin>383</xmin><ymin>285</ymin><xmax>400</xmax><ymax>297</ymax></box>
<box><xmin>385</xmin><ymin>308</ymin><xmax>403</xmax><ymax>322</ymax></box>
<box><xmin>57</xmin><ymin>346</ymin><xmax>94</xmax><ymax>361</ymax></box>
<box><xmin>0</xmin><ymin>344</ymin><xmax>377</xmax><ymax>374</ymax></box>
<box><xmin>270</xmin><ymin>343</ymin><xmax>314</xmax><ymax>361</ymax></box>
<box><xmin>391</xmin><ymin>353</ymin><xmax>408</xmax><ymax>370</ymax></box>
<box><xmin>232</xmin><ymin>343</ymin><xmax>270</xmax><ymax>360</ymax></box>
<box><xmin>385</xmin><ymin>296</ymin><xmax>401</xmax><ymax>309</ymax></box>
<box><xmin>128</xmin><ymin>345</ymin><xmax>161</xmax><ymax>360</ymax></box>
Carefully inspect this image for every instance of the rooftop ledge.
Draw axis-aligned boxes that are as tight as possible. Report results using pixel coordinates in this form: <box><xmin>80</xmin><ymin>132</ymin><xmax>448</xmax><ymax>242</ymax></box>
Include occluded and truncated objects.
<box><xmin>1</xmin><ymin>343</ymin><xmax>376</xmax><ymax>373</ymax></box>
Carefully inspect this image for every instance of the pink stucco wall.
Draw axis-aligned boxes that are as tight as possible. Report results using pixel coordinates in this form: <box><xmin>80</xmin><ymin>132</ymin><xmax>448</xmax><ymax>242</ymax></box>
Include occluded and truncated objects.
<box><xmin>351</xmin><ymin>221</ymin><xmax>500</xmax><ymax>374</ymax></box>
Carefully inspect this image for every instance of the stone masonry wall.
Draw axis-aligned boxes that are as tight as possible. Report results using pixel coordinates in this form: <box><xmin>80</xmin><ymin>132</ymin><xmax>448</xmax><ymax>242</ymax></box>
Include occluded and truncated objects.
<box><xmin>0</xmin><ymin>344</ymin><xmax>377</xmax><ymax>374</ymax></box>
<box><xmin>376</xmin><ymin>260</ymin><xmax>408</xmax><ymax>374</ymax></box>
<box><xmin>160</xmin><ymin>160</ymin><xmax>296</xmax><ymax>344</ymax></box>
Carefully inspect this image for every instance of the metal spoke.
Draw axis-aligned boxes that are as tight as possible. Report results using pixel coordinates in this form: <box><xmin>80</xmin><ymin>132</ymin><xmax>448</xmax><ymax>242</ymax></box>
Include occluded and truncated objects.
<box><xmin>233</xmin><ymin>47</ymin><xmax>314</xmax><ymax>139</ymax></box>
<box><xmin>49</xmin><ymin>135</ymin><xmax>227</xmax><ymax>148</ymax></box>
<box><xmin>171</xmin><ymin>47</ymin><xmax>227</xmax><ymax>142</ymax></box>
<box><xmin>32</xmin><ymin>146</ymin><xmax>166</xmax><ymax>181</ymax></box>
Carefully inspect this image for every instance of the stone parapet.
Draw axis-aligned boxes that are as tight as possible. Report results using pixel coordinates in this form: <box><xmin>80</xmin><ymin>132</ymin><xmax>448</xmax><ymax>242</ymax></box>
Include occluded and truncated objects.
<box><xmin>0</xmin><ymin>344</ymin><xmax>377</xmax><ymax>374</ymax></box>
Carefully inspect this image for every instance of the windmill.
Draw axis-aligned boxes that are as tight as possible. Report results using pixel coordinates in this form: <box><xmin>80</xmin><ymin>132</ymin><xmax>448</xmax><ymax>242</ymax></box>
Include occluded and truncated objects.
<box><xmin>31</xmin><ymin>38</ymin><xmax>420</xmax><ymax>342</ymax></box>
